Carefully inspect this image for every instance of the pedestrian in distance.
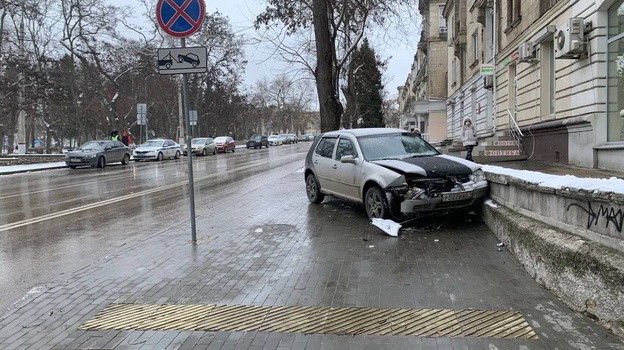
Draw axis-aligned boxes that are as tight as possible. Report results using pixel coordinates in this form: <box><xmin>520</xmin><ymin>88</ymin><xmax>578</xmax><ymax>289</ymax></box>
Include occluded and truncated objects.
<box><xmin>461</xmin><ymin>117</ymin><xmax>477</xmax><ymax>161</ymax></box>
<box><xmin>110</xmin><ymin>130</ymin><xmax>120</xmax><ymax>141</ymax></box>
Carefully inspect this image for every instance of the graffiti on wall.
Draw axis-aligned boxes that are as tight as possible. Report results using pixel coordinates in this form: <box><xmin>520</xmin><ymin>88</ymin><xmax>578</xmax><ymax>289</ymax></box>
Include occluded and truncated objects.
<box><xmin>567</xmin><ymin>201</ymin><xmax>624</xmax><ymax>233</ymax></box>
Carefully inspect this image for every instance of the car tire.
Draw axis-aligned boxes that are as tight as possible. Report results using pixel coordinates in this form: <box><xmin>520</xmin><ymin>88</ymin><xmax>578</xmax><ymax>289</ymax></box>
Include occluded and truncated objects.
<box><xmin>157</xmin><ymin>152</ymin><xmax>163</xmax><ymax>161</ymax></box>
<box><xmin>96</xmin><ymin>156</ymin><xmax>105</xmax><ymax>169</ymax></box>
<box><xmin>69</xmin><ymin>166</ymin><xmax>77</xmax><ymax>169</ymax></box>
<box><xmin>175</xmin><ymin>150</ymin><xmax>181</xmax><ymax>159</ymax></box>
<box><xmin>122</xmin><ymin>154</ymin><xmax>130</xmax><ymax>165</ymax></box>
<box><xmin>365</xmin><ymin>185</ymin><xmax>389</xmax><ymax>219</ymax></box>
<box><xmin>202</xmin><ymin>149</ymin><xmax>207</xmax><ymax>156</ymax></box>
<box><xmin>306</xmin><ymin>173</ymin><xmax>325</xmax><ymax>204</ymax></box>
<box><xmin>232</xmin><ymin>147</ymin><xmax>235</xmax><ymax>153</ymax></box>
<box><xmin>212</xmin><ymin>148</ymin><xmax>216</xmax><ymax>155</ymax></box>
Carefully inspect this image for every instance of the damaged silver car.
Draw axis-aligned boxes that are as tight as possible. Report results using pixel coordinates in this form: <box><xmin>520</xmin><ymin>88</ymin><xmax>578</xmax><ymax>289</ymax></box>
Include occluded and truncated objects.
<box><xmin>304</xmin><ymin>128</ymin><xmax>489</xmax><ymax>220</ymax></box>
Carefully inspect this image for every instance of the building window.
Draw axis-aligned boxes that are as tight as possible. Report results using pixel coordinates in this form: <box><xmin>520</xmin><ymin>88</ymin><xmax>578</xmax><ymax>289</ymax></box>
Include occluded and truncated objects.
<box><xmin>471</xmin><ymin>30</ymin><xmax>479</xmax><ymax>63</ymax></box>
<box><xmin>540</xmin><ymin>0</ymin><xmax>561</xmax><ymax>16</ymax></box>
<box><xmin>439</xmin><ymin>5</ymin><xmax>447</xmax><ymax>33</ymax></box>
<box><xmin>506</xmin><ymin>0</ymin><xmax>521</xmax><ymax>27</ymax></box>
<box><xmin>451</xmin><ymin>58</ymin><xmax>457</xmax><ymax>85</ymax></box>
<box><xmin>540</xmin><ymin>42</ymin><xmax>555</xmax><ymax>116</ymax></box>
<box><xmin>607</xmin><ymin>0</ymin><xmax>624</xmax><ymax>142</ymax></box>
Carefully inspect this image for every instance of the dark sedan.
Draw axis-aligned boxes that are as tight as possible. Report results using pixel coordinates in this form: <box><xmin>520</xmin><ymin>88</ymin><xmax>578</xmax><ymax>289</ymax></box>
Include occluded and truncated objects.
<box><xmin>65</xmin><ymin>140</ymin><xmax>131</xmax><ymax>169</ymax></box>
<box><xmin>246</xmin><ymin>134</ymin><xmax>269</xmax><ymax>149</ymax></box>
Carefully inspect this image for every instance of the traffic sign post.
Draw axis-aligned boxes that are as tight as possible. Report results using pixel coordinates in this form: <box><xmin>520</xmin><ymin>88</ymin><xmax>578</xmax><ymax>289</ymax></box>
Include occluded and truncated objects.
<box><xmin>156</xmin><ymin>0</ymin><xmax>206</xmax><ymax>242</ymax></box>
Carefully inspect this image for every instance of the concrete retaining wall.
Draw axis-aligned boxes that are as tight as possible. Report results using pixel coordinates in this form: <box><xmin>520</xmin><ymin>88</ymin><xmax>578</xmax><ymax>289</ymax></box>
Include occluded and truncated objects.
<box><xmin>481</xmin><ymin>171</ymin><xmax>624</xmax><ymax>338</ymax></box>
<box><xmin>0</xmin><ymin>154</ymin><xmax>65</xmax><ymax>166</ymax></box>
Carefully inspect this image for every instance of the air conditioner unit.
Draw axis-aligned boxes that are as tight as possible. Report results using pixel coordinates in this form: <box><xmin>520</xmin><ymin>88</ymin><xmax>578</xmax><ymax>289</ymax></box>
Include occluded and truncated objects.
<box><xmin>518</xmin><ymin>41</ymin><xmax>536</xmax><ymax>62</ymax></box>
<box><xmin>555</xmin><ymin>18</ymin><xmax>586</xmax><ymax>59</ymax></box>
<box><xmin>440</xmin><ymin>26</ymin><xmax>448</xmax><ymax>34</ymax></box>
<box><xmin>483</xmin><ymin>75</ymin><xmax>493</xmax><ymax>90</ymax></box>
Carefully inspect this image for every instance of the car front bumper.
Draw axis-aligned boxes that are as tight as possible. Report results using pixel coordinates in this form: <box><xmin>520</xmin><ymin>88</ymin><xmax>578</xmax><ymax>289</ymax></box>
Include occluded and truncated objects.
<box><xmin>398</xmin><ymin>182</ymin><xmax>489</xmax><ymax>214</ymax></box>
<box><xmin>66</xmin><ymin>158</ymin><xmax>98</xmax><ymax>167</ymax></box>
<box><xmin>133</xmin><ymin>153</ymin><xmax>158</xmax><ymax>160</ymax></box>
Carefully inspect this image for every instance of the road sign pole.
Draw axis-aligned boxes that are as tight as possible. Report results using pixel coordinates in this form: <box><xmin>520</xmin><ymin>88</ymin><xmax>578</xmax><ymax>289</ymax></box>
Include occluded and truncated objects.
<box><xmin>182</xmin><ymin>38</ymin><xmax>197</xmax><ymax>242</ymax></box>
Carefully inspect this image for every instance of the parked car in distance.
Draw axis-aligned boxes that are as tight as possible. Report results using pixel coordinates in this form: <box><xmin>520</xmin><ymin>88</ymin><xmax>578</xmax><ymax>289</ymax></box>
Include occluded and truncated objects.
<box><xmin>133</xmin><ymin>138</ymin><xmax>181</xmax><ymax>161</ymax></box>
<box><xmin>214</xmin><ymin>136</ymin><xmax>236</xmax><ymax>153</ymax></box>
<box><xmin>246</xmin><ymin>134</ymin><xmax>269</xmax><ymax>149</ymax></box>
<box><xmin>304</xmin><ymin>128</ymin><xmax>489</xmax><ymax>220</ymax></box>
<box><xmin>288</xmin><ymin>134</ymin><xmax>298</xmax><ymax>144</ymax></box>
<box><xmin>298</xmin><ymin>135</ymin><xmax>309</xmax><ymax>142</ymax></box>
<box><xmin>268</xmin><ymin>135</ymin><xmax>282</xmax><ymax>146</ymax></box>
<box><xmin>65</xmin><ymin>140</ymin><xmax>131</xmax><ymax>169</ymax></box>
<box><xmin>278</xmin><ymin>134</ymin><xmax>290</xmax><ymax>145</ymax></box>
<box><xmin>182</xmin><ymin>137</ymin><xmax>216</xmax><ymax>156</ymax></box>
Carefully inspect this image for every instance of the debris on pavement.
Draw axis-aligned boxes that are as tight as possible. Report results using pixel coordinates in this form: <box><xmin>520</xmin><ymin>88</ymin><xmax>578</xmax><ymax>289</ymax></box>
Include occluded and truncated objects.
<box><xmin>371</xmin><ymin>218</ymin><xmax>402</xmax><ymax>237</ymax></box>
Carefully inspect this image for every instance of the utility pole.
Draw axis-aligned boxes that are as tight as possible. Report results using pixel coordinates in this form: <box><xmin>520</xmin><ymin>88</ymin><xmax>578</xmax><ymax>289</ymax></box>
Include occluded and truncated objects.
<box><xmin>16</xmin><ymin>8</ymin><xmax>26</xmax><ymax>154</ymax></box>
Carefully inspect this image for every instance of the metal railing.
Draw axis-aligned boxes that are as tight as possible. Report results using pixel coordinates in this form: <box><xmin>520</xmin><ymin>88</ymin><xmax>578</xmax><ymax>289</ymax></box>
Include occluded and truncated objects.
<box><xmin>506</xmin><ymin>108</ymin><xmax>523</xmax><ymax>150</ymax></box>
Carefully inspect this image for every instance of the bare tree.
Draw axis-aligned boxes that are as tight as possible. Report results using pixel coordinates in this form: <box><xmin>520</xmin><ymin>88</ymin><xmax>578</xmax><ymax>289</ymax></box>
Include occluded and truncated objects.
<box><xmin>255</xmin><ymin>0</ymin><xmax>419</xmax><ymax>132</ymax></box>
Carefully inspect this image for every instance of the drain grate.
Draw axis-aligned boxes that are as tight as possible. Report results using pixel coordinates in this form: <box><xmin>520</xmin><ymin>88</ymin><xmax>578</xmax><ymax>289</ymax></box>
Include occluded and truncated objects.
<box><xmin>80</xmin><ymin>303</ymin><xmax>538</xmax><ymax>340</ymax></box>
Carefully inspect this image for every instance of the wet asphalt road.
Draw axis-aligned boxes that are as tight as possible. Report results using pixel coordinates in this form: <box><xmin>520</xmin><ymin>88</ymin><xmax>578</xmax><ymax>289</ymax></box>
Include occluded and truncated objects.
<box><xmin>0</xmin><ymin>143</ymin><xmax>310</xmax><ymax>312</ymax></box>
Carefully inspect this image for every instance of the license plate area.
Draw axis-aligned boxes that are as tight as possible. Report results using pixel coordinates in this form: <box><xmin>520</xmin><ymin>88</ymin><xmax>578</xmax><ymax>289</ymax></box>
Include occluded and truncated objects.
<box><xmin>69</xmin><ymin>159</ymin><xmax>81</xmax><ymax>163</ymax></box>
<box><xmin>442</xmin><ymin>191</ymin><xmax>472</xmax><ymax>202</ymax></box>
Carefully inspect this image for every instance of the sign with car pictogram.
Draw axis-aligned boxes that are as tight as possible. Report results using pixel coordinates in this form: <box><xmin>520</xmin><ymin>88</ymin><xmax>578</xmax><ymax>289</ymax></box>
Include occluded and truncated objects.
<box><xmin>156</xmin><ymin>0</ymin><xmax>205</xmax><ymax>38</ymax></box>
<box><xmin>157</xmin><ymin>47</ymin><xmax>207</xmax><ymax>74</ymax></box>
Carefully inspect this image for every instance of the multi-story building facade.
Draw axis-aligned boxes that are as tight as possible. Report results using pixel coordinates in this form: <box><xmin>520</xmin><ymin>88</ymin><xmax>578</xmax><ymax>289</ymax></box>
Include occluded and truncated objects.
<box><xmin>397</xmin><ymin>0</ymin><xmax>448</xmax><ymax>142</ymax></box>
<box><xmin>438</xmin><ymin>0</ymin><xmax>624</xmax><ymax>171</ymax></box>
<box><xmin>444</xmin><ymin>0</ymin><xmax>496</xmax><ymax>142</ymax></box>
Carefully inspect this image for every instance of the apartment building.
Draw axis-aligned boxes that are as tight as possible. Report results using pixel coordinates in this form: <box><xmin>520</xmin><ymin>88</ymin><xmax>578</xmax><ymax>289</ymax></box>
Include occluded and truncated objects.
<box><xmin>440</xmin><ymin>0</ymin><xmax>624</xmax><ymax>171</ymax></box>
<box><xmin>444</xmin><ymin>0</ymin><xmax>495</xmax><ymax>142</ymax></box>
<box><xmin>397</xmin><ymin>0</ymin><xmax>448</xmax><ymax>143</ymax></box>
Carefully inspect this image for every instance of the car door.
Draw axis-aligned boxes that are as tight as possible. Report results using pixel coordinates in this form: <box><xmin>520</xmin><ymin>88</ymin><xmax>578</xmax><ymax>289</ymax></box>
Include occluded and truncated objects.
<box><xmin>164</xmin><ymin>140</ymin><xmax>175</xmax><ymax>158</ymax></box>
<box><xmin>332</xmin><ymin>136</ymin><xmax>361</xmax><ymax>201</ymax></box>
<box><xmin>112</xmin><ymin>140</ymin><xmax>125</xmax><ymax>163</ymax></box>
<box><xmin>311</xmin><ymin>136</ymin><xmax>338</xmax><ymax>193</ymax></box>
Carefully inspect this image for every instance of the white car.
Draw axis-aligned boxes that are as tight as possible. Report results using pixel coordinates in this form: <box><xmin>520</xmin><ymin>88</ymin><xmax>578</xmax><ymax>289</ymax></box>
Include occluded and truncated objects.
<box><xmin>304</xmin><ymin>128</ymin><xmax>489</xmax><ymax>221</ymax></box>
<box><xmin>133</xmin><ymin>138</ymin><xmax>181</xmax><ymax>161</ymax></box>
<box><xmin>268</xmin><ymin>135</ymin><xmax>282</xmax><ymax>146</ymax></box>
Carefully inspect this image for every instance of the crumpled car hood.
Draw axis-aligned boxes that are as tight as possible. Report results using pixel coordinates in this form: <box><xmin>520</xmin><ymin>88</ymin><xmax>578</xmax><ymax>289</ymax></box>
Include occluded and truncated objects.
<box><xmin>370</xmin><ymin>154</ymin><xmax>478</xmax><ymax>177</ymax></box>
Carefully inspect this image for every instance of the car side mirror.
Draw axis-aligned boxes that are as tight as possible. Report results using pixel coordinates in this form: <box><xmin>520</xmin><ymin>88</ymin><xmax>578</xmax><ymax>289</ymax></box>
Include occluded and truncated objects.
<box><xmin>340</xmin><ymin>155</ymin><xmax>357</xmax><ymax>164</ymax></box>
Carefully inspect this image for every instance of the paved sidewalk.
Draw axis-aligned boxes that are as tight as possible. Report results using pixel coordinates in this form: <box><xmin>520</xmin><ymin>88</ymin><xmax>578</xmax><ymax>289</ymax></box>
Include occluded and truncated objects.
<box><xmin>1</xmin><ymin>160</ymin><xmax>623</xmax><ymax>349</ymax></box>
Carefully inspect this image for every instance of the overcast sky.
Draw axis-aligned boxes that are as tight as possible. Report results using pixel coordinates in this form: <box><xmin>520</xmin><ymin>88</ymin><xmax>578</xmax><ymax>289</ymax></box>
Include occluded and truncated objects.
<box><xmin>116</xmin><ymin>0</ymin><xmax>419</xmax><ymax>100</ymax></box>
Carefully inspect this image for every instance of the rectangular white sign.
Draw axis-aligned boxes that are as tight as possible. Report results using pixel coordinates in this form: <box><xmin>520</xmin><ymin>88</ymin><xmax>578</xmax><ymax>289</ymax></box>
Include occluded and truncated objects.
<box><xmin>158</xmin><ymin>47</ymin><xmax>208</xmax><ymax>75</ymax></box>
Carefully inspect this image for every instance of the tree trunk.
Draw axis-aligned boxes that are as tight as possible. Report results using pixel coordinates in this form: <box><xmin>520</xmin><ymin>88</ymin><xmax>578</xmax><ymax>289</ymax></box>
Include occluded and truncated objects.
<box><xmin>312</xmin><ymin>0</ymin><xmax>342</xmax><ymax>132</ymax></box>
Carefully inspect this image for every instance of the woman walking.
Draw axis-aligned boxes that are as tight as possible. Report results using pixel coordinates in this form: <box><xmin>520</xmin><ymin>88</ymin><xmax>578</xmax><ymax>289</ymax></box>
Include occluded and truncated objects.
<box><xmin>461</xmin><ymin>117</ymin><xmax>477</xmax><ymax>161</ymax></box>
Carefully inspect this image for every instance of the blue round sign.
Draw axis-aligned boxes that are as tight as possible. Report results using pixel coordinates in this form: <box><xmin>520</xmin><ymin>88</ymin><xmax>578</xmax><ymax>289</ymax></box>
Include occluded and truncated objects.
<box><xmin>156</xmin><ymin>0</ymin><xmax>205</xmax><ymax>38</ymax></box>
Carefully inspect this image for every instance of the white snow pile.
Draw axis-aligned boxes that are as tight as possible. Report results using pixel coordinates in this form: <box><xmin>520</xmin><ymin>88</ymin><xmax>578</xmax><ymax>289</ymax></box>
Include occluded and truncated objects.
<box><xmin>482</xmin><ymin>165</ymin><xmax>624</xmax><ymax>194</ymax></box>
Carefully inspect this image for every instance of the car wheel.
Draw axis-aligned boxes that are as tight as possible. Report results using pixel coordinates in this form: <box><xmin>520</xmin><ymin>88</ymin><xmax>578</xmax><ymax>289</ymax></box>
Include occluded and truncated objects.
<box><xmin>212</xmin><ymin>148</ymin><xmax>216</xmax><ymax>155</ymax></box>
<box><xmin>202</xmin><ymin>148</ymin><xmax>207</xmax><ymax>156</ymax></box>
<box><xmin>122</xmin><ymin>154</ymin><xmax>130</xmax><ymax>165</ymax></box>
<box><xmin>232</xmin><ymin>147</ymin><xmax>235</xmax><ymax>153</ymax></box>
<box><xmin>96</xmin><ymin>156</ymin><xmax>106</xmax><ymax>168</ymax></box>
<box><xmin>306</xmin><ymin>173</ymin><xmax>325</xmax><ymax>204</ymax></box>
<box><xmin>69</xmin><ymin>166</ymin><xmax>77</xmax><ymax>169</ymax></box>
<box><xmin>157</xmin><ymin>152</ymin><xmax>163</xmax><ymax>161</ymax></box>
<box><xmin>365</xmin><ymin>185</ymin><xmax>389</xmax><ymax>219</ymax></box>
<box><xmin>175</xmin><ymin>150</ymin><xmax>181</xmax><ymax>159</ymax></box>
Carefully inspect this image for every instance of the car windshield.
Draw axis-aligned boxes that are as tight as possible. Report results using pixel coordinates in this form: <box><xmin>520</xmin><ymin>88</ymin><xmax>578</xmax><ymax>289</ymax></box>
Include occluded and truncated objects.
<box><xmin>357</xmin><ymin>133</ymin><xmax>439</xmax><ymax>161</ymax></box>
<box><xmin>250</xmin><ymin>135</ymin><xmax>261</xmax><ymax>140</ymax></box>
<box><xmin>141</xmin><ymin>140</ymin><xmax>164</xmax><ymax>147</ymax></box>
<box><xmin>191</xmin><ymin>138</ymin><xmax>207</xmax><ymax>145</ymax></box>
<box><xmin>268</xmin><ymin>135</ymin><xmax>278</xmax><ymax>139</ymax></box>
<box><xmin>79</xmin><ymin>141</ymin><xmax>106</xmax><ymax>151</ymax></box>
<box><xmin>214</xmin><ymin>137</ymin><xmax>228</xmax><ymax>142</ymax></box>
